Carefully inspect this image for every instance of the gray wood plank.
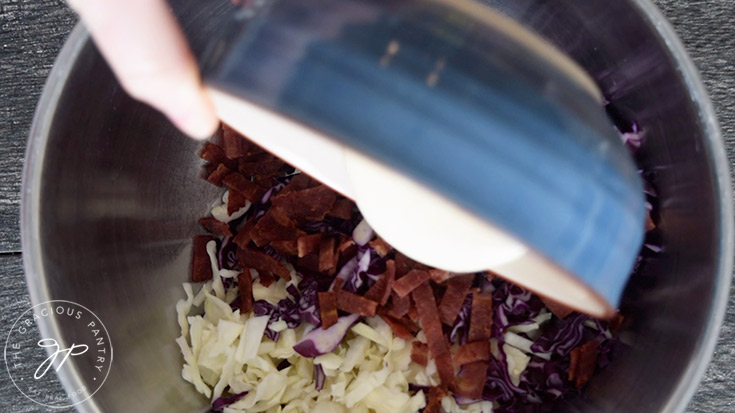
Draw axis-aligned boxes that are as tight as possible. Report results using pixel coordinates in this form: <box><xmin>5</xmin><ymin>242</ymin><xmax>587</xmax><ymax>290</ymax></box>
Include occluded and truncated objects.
<box><xmin>0</xmin><ymin>253</ymin><xmax>74</xmax><ymax>413</ymax></box>
<box><xmin>0</xmin><ymin>0</ymin><xmax>76</xmax><ymax>253</ymax></box>
<box><xmin>654</xmin><ymin>0</ymin><xmax>735</xmax><ymax>162</ymax></box>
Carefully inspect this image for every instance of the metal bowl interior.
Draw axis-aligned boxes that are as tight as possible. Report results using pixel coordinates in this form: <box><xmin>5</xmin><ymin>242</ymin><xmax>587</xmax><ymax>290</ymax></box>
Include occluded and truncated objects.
<box><xmin>21</xmin><ymin>0</ymin><xmax>732</xmax><ymax>412</ymax></box>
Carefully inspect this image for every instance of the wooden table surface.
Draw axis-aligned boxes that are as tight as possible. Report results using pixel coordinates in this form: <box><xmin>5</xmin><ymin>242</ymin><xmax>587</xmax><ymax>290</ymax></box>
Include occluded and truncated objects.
<box><xmin>0</xmin><ymin>0</ymin><xmax>733</xmax><ymax>412</ymax></box>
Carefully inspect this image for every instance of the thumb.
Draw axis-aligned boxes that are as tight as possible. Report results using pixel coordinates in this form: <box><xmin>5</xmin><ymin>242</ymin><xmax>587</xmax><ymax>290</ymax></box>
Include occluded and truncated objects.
<box><xmin>67</xmin><ymin>0</ymin><xmax>219</xmax><ymax>139</ymax></box>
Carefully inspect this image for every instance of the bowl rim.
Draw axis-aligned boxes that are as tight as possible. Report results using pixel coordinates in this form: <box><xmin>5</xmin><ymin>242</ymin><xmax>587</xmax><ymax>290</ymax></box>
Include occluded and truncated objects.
<box><xmin>20</xmin><ymin>1</ymin><xmax>733</xmax><ymax>411</ymax></box>
<box><xmin>629</xmin><ymin>0</ymin><xmax>733</xmax><ymax>410</ymax></box>
<box><xmin>20</xmin><ymin>24</ymin><xmax>105</xmax><ymax>413</ymax></box>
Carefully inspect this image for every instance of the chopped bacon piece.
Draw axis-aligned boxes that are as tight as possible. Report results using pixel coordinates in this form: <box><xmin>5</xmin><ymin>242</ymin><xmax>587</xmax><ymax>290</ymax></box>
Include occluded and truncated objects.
<box><xmin>379</xmin><ymin>313</ymin><xmax>415</xmax><ymax>340</ymax></box>
<box><xmin>438</xmin><ymin>274</ymin><xmax>474</xmax><ymax>325</ymax></box>
<box><xmin>318</xmin><ymin>237</ymin><xmax>338</xmax><ymax>275</ymax></box>
<box><xmin>222</xmin><ymin>125</ymin><xmax>245</xmax><ymax>159</ymax></box>
<box><xmin>402</xmin><ymin>316</ymin><xmax>421</xmax><ymax>335</ymax></box>
<box><xmin>412</xmin><ymin>282</ymin><xmax>450</xmax><ymax>360</ymax></box>
<box><xmin>424</xmin><ymin>386</ymin><xmax>448</xmax><ymax>413</ymax></box>
<box><xmin>200</xmin><ymin>142</ymin><xmax>236</xmax><ymax>170</ymax></box>
<box><xmin>254</xmin><ymin>177</ymin><xmax>276</xmax><ymax>192</ymax></box>
<box><xmin>318</xmin><ymin>291</ymin><xmax>338</xmax><ymax>330</ymax></box>
<box><xmin>227</xmin><ymin>189</ymin><xmax>249</xmax><ymax>216</ymax></box>
<box><xmin>411</xmin><ymin>341</ymin><xmax>429</xmax><ymax>366</ymax></box>
<box><xmin>330</xmin><ymin>277</ymin><xmax>345</xmax><ymax>293</ymax></box>
<box><xmin>365</xmin><ymin>275</ymin><xmax>389</xmax><ymax>303</ymax></box>
<box><xmin>369</xmin><ymin>236</ymin><xmax>393</xmax><ymax>257</ymax></box>
<box><xmin>365</xmin><ymin>260</ymin><xmax>395</xmax><ymax>305</ymax></box>
<box><xmin>337</xmin><ymin>238</ymin><xmax>358</xmax><ymax>264</ymax></box>
<box><xmin>431</xmin><ymin>282</ymin><xmax>446</xmax><ymax>305</ymax></box>
<box><xmin>468</xmin><ymin>292</ymin><xmax>494</xmax><ymax>342</ymax></box>
<box><xmin>453</xmin><ymin>341</ymin><xmax>491</xmax><ymax>367</ymax></box>
<box><xmin>394</xmin><ymin>252</ymin><xmax>413</xmax><ymax>277</ymax></box>
<box><xmin>207</xmin><ymin>163</ymin><xmax>233</xmax><ymax>187</ymax></box>
<box><xmin>237</xmin><ymin>247</ymin><xmax>291</xmax><ymax>281</ymax></box>
<box><xmin>258</xmin><ymin>270</ymin><xmax>276</xmax><ymax>287</ymax></box>
<box><xmin>233</xmin><ymin>218</ymin><xmax>257</xmax><ymax>249</ymax></box>
<box><xmin>428</xmin><ymin>269</ymin><xmax>453</xmax><ymax>284</ymax></box>
<box><xmin>270</xmin><ymin>185</ymin><xmax>337</xmax><ymax>224</ymax></box>
<box><xmin>205</xmin><ymin>163</ymin><xmax>217</xmax><ymax>178</ymax></box>
<box><xmin>237</xmin><ymin>152</ymin><xmax>285</xmax><ymax>178</ymax></box>
<box><xmin>407</xmin><ymin>306</ymin><xmax>419</xmax><ymax>322</ymax></box>
<box><xmin>336</xmin><ymin>290</ymin><xmax>378</xmax><ymax>317</ymax></box>
<box><xmin>243</xmin><ymin>139</ymin><xmax>264</xmax><ymax>156</ymax></box>
<box><xmin>456</xmin><ymin>361</ymin><xmax>489</xmax><ymax>400</ymax></box>
<box><xmin>238</xmin><ymin>270</ymin><xmax>254</xmax><ymax>313</ymax></box>
<box><xmin>270</xmin><ymin>239</ymin><xmax>298</xmax><ymax>256</ymax></box>
<box><xmin>192</xmin><ymin>235</ymin><xmax>215</xmax><ymax>282</ymax></box>
<box><xmin>251</xmin><ymin>212</ymin><xmax>304</xmax><ymax>246</ymax></box>
<box><xmin>393</xmin><ymin>270</ymin><xmax>430</xmax><ymax>298</ymax></box>
<box><xmin>609</xmin><ymin>312</ymin><xmax>625</xmax><ymax>332</ymax></box>
<box><xmin>223</xmin><ymin>173</ymin><xmax>266</xmax><ymax>203</ymax></box>
<box><xmin>394</xmin><ymin>252</ymin><xmax>429</xmax><ymax>277</ymax></box>
<box><xmin>297</xmin><ymin>233</ymin><xmax>323</xmax><ymax>258</ymax></box>
<box><xmin>278</xmin><ymin>174</ymin><xmax>318</xmax><ymax>196</ymax></box>
<box><xmin>238</xmin><ymin>158</ymin><xmax>285</xmax><ymax>179</ymax></box>
<box><xmin>434</xmin><ymin>351</ymin><xmax>456</xmax><ymax>388</ymax></box>
<box><xmin>569</xmin><ymin>339</ymin><xmax>600</xmax><ymax>389</ymax></box>
<box><xmin>295</xmin><ymin>254</ymin><xmax>320</xmax><ymax>273</ymax></box>
<box><xmin>388</xmin><ymin>290</ymin><xmax>411</xmax><ymax>318</ymax></box>
<box><xmin>327</xmin><ymin>198</ymin><xmax>354</xmax><ymax>220</ymax></box>
<box><xmin>540</xmin><ymin>296</ymin><xmax>575</xmax><ymax>320</ymax></box>
<box><xmin>199</xmin><ymin>217</ymin><xmax>233</xmax><ymax>237</ymax></box>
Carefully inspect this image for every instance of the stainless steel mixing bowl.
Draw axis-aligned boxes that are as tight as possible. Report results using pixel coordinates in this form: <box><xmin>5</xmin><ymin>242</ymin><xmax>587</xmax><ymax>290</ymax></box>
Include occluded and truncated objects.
<box><xmin>21</xmin><ymin>0</ymin><xmax>732</xmax><ymax>411</ymax></box>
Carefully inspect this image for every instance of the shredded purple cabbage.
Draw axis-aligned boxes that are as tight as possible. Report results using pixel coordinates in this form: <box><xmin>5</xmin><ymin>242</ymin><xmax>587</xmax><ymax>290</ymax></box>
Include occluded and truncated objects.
<box><xmin>331</xmin><ymin>255</ymin><xmax>359</xmax><ymax>289</ymax></box>
<box><xmin>514</xmin><ymin>358</ymin><xmax>575</xmax><ymax>410</ymax></box>
<box><xmin>252</xmin><ymin>300</ymin><xmax>281</xmax><ymax>342</ymax></box>
<box><xmin>482</xmin><ymin>346</ymin><xmax>528</xmax><ymax>403</ymax></box>
<box><xmin>278</xmin><ymin>297</ymin><xmax>302</xmax><ymax>328</ymax></box>
<box><xmin>341</xmin><ymin>248</ymin><xmax>372</xmax><ymax>294</ymax></box>
<box><xmin>293</xmin><ymin>314</ymin><xmax>361</xmax><ymax>357</ymax></box>
<box><xmin>492</xmin><ymin>283</ymin><xmax>545</xmax><ymax>337</ymax></box>
<box><xmin>242</xmin><ymin>176</ymin><xmax>291</xmax><ymax>222</ymax></box>
<box><xmin>262</xmin><ymin>244</ymin><xmax>284</xmax><ymax>261</ymax></box>
<box><xmin>618</xmin><ymin>123</ymin><xmax>644</xmax><ymax>152</ymax></box>
<box><xmin>478</xmin><ymin>274</ymin><xmax>495</xmax><ymax>294</ymax></box>
<box><xmin>481</xmin><ymin>343</ymin><xmax>576</xmax><ymax>412</ymax></box>
<box><xmin>251</xmin><ymin>276</ymin><xmax>323</xmax><ymax>342</ymax></box>
<box><xmin>301</xmin><ymin>216</ymin><xmax>355</xmax><ymax>235</ymax></box>
<box><xmin>211</xmin><ymin>390</ymin><xmax>248</xmax><ymax>412</ymax></box>
<box><xmin>298</xmin><ymin>278</ymin><xmax>321</xmax><ymax>326</ymax></box>
<box><xmin>449</xmin><ymin>294</ymin><xmax>472</xmax><ymax>345</ymax></box>
<box><xmin>314</xmin><ymin>364</ymin><xmax>326</xmax><ymax>391</ymax></box>
<box><xmin>276</xmin><ymin>359</ymin><xmax>291</xmax><ymax>371</ymax></box>
<box><xmin>366</xmin><ymin>250</ymin><xmax>387</xmax><ymax>275</ymax></box>
<box><xmin>530</xmin><ymin>313</ymin><xmax>589</xmax><ymax>356</ymax></box>
<box><xmin>217</xmin><ymin>237</ymin><xmax>239</xmax><ymax>271</ymax></box>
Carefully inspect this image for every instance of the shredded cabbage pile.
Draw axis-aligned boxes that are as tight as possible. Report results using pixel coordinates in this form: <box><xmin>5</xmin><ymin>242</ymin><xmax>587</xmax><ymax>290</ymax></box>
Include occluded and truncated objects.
<box><xmin>176</xmin><ymin>277</ymin><xmax>493</xmax><ymax>413</ymax></box>
<box><xmin>176</xmin><ymin>194</ymin><xmax>493</xmax><ymax>412</ymax></box>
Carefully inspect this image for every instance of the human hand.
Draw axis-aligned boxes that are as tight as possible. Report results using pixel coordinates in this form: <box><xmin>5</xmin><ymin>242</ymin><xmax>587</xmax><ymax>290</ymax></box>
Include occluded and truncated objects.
<box><xmin>67</xmin><ymin>0</ymin><xmax>219</xmax><ymax>139</ymax></box>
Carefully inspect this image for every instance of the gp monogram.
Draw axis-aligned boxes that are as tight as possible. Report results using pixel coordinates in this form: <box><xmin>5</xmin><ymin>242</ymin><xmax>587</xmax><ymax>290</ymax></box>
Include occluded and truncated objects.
<box><xmin>4</xmin><ymin>300</ymin><xmax>113</xmax><ymax>408</ymax></box>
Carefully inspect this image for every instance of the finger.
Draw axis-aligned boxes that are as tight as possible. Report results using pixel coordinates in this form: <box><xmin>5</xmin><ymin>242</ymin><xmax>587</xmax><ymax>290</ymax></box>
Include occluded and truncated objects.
<box><xmin>67</xmin><ymin>0</ymin><xmax>218</xmax><ymax>139</ymax></box>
